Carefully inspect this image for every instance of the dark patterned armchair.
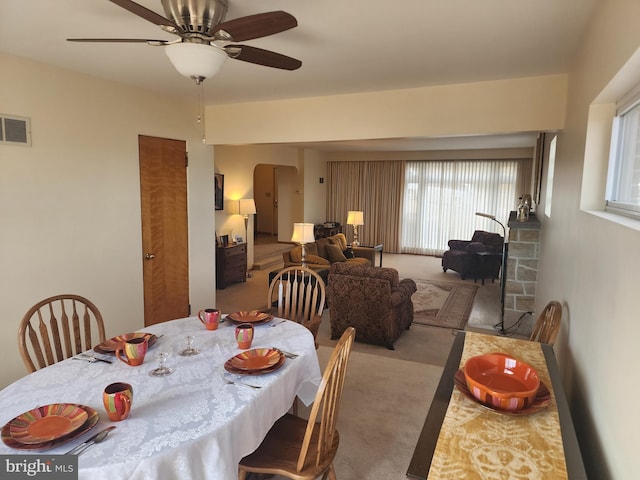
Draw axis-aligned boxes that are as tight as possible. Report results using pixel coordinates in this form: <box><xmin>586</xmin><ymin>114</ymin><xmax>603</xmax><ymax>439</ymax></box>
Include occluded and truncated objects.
<box><xmin>326</xmin><ymin>263</ymin><xmax>417</xmax><ymax>350</ymax></box>
<box><xmin>441</xmin><ymin>230</ymin><xmax>503</xmax><ymax>281</ymax></box>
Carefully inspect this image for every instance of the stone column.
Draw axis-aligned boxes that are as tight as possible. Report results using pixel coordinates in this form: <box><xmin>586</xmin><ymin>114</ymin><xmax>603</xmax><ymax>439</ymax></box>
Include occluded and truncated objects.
<box><xmin>505</xmin><ymin>211</ymin><xmax>541</xmax><ymax>333</ymax></box>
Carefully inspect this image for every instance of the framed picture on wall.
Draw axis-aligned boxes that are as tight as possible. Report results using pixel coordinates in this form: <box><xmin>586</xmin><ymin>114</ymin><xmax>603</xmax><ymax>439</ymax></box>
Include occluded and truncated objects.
<box><xmin>215</xmin><ymin>173</ymin><xmax>224</xmax><ymax>211</ymax></box>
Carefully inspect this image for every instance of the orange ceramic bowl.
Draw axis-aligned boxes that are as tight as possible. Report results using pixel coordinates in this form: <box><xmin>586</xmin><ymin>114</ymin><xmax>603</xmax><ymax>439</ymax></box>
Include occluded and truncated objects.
<box><xmin>463</xmin><ymin>353</ymin><xmax>540</xmax><ymax>411</ymax></box>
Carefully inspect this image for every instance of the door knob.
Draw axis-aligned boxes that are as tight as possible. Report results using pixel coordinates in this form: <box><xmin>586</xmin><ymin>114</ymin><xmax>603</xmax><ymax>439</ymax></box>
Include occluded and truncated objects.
<box><xmin>145</xmin><ymin>253</ymin><xmax>155</xmax><ymax>260</ymax></box>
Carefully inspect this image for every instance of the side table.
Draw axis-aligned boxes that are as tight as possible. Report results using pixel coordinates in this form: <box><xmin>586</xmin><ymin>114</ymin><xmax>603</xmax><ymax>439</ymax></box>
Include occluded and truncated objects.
<box><xmin>473</xmin><ymin>251</ymin><xmax>501</xmax><ymax>285</ymax></box>
<box><xmin>352</xmin><ymin>244</ymin><xmax>383</xmax><ymax>267</ymax></box>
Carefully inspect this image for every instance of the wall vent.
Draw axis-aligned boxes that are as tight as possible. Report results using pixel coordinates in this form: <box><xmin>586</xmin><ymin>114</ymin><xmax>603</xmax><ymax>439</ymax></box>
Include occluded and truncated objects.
<box><xmin>1</xmin><ymin>114</ymin><xmax>31</xmax><ymax>146</ymax></box>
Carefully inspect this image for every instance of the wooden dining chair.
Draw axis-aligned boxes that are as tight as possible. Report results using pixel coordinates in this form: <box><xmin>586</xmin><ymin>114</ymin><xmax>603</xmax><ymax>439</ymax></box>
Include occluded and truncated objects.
<box><xmin>530</xmin><ymin>300</ymin><xmax>562</xmax><ymax>346</ymax></box>
<box><xmin>267</xmin><ymin>266</ymin><xmax>326</xmax><ymax>348</ymax></box>
<box><xmin>18</xmin><ymin>294</ymin><xmax>106</xmax><ymax>372</ymax></box>
<box><xmin>238</xmin><ymin>327</ymin><xmax>355</xmax><ymax>480</ymax></box>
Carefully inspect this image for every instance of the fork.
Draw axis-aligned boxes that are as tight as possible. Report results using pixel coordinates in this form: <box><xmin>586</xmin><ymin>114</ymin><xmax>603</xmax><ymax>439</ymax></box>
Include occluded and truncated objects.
<box><xmin>269</xmin><ymin>320</ymin><xmax>287</xmax><ymax>327</ymax></box>
<box><xmin>221</xmin><ymin>376</ymin><xmax>262</xmax><ymax>389</ymax></box>
<box><xmin>76</xmin><ymin>354</ymin><xmax>112</xmax><ymax>364</ymax></box>
<box><xmin>277</xmin><ymin>350</ymin><xmax>298</xmax><ymax>359</ymax></box>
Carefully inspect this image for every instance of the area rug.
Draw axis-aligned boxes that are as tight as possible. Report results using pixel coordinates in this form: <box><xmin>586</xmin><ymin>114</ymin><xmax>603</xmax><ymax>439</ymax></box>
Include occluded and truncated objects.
<box><xmin>412</xmin><ymin>279</ymin><xmax>478</xmax><ymax>329</ymax></box>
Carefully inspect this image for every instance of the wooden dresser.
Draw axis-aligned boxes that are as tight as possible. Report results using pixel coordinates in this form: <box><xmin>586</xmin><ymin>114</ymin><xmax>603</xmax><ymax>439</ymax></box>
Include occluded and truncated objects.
<box><xmin>216</xmin><ymin>243</ymin><xmax>247</xmax><ymax>289</ymax></box>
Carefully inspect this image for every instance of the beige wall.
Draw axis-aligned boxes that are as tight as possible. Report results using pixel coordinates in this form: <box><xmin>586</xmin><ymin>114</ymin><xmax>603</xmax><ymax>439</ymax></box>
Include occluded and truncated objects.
<box><xmin>534</xmin><ymin>1</ymin><xmax>640</xmax><ymax>478</ymax></box>
<box><xmin>0</xmin><ymin>53</ymin><xmax>215</xmax><ymax>387</ymax></box>
<box><xmin>206</xmin><ymin>75</ymin><xmax>567</xmax><ymax>144</ymax></box>
<box><xmin>212</xmin><ymin>145</ymin><xmax>328</xmax><ymax>254</ymax></box>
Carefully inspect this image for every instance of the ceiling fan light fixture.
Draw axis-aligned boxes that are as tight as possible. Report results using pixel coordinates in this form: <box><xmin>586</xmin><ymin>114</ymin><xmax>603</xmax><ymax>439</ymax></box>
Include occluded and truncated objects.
<box><xmin>164</xmin><ymin>43</ymin><xmax>227</xmax><ymax>81</ymax></box>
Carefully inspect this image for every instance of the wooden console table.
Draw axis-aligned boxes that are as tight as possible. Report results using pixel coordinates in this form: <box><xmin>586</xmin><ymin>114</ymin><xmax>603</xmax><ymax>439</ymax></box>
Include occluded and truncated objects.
<box><xmin>407</xmin><ymin>331</ymin><xmax>586</xmax><ymax>479</ymax></box>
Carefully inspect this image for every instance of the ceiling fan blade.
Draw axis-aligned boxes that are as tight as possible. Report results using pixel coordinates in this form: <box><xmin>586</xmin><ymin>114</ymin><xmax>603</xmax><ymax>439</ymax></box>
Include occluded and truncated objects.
<box><xmin>67</xmin><ymin>38</ymin><xmax>168</xmax><ymax>44</ymax></box>
<box><xmin>214</xmin><ymin>11</ymin><xmax>297</xmax><ymax>41</ymax></box>
<box><xmin>108</xmin><ymin>0</ymin><xmax>181</xmax><ymax>32</ymax></box>
<box><xmin>225</xmin><ymin>45</ymin><xmax>302</xmax><ymax>70</ymax></box>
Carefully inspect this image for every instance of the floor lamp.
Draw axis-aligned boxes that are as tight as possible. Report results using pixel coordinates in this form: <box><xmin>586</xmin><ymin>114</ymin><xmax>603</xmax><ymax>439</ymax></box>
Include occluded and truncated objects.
<box><xmin>475</xmin><ymin>212</ymin><xmax>508</xmax><ymax>335</ymax></box>
<box><xmin>239</xmin><ymin>199</ymin><xmax>256</xmax><ymax>277</ymax></box>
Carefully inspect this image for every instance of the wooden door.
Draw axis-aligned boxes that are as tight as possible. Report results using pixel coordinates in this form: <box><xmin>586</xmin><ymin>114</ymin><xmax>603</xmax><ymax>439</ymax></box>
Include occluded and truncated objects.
<box><xmin>139</xmin><ymin>135</ymin><xmax>189</xmax><ymax>326</ymax></box>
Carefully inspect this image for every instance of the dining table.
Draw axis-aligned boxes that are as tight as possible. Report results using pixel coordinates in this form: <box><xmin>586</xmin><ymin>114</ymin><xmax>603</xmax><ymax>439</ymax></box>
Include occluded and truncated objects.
<box><xmin>407</xmin><ymin>331</ymin><xmax>587</xmax><ymax>480</ymax></box>
<box><xmin>0</xmin><ymin>315</ymin><xmax>322</xmax><ymax>480</ymax></box>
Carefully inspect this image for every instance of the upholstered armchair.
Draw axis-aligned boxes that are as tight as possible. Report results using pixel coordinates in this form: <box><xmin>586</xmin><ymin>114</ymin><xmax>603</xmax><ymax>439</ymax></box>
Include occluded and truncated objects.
<box><xmin>441</xmin><ymin>230</ymin><xmax>503</xmax><ymax>282</ymax></box>
<box><xmin>326</xmin><ymin>263</ymin><xmax>417</xmax><ymax>350</ymax></box>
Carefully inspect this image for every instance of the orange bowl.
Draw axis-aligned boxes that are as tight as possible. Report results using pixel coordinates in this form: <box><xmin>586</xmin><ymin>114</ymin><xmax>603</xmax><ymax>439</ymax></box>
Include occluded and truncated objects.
<box><xmin>463</xmin><ymin>353</ymin><xmax>540</xmax><ymax>411</ymax></box>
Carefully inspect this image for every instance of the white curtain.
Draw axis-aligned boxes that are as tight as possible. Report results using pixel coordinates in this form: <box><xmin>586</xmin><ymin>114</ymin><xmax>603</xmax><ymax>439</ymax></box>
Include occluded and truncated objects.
<box><xmin>401</xmin><ymin>160</ymin><xmax>520</xmax><ymax>255</ymax></box>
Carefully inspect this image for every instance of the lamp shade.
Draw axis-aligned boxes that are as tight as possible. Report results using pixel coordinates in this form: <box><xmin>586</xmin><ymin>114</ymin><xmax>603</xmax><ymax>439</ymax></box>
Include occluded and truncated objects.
<box><xmin>239</xmin><ymin>199</ymin><xmax>256</xmax><ymax>215</ymax></box>
<box><xmin>346</xmin><ymin>211</ymin><xmax>364</xmax><ymax>226</ymax></box>
<box><xmin>291</xmin><ymin>223</ymin><xmax>315</xmax><ymax>244</ymax></box>
<box><xmin>165</xmin><ymin>43</ymin><xmax>227</xmax><ymax>79</ymax></box>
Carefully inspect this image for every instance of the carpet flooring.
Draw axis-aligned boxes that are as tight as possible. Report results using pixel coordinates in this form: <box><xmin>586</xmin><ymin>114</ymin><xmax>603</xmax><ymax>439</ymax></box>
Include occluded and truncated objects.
<box><xmin>412</xmin><ymin>280</ymin><xmax>479</xmax><ymax>330</ymax></box>
<box><xmin>274</xmin><ymin>346</ymin><xmax>443</xmax><ymax>480</ymax></box>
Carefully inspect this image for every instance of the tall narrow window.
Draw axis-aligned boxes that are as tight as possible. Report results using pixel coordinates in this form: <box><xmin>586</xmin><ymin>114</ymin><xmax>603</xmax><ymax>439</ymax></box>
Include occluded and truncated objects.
<box><xmin>544</xmin><ymin>136</ymin><xmax>557</xmax><ymax>218</ymax></box>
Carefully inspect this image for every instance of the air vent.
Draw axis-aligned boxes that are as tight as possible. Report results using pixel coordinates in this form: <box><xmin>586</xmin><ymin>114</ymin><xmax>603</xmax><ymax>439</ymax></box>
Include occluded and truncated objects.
<box><xmin>1</xmin><ymin>114</ymin><xmax>31</xmax><ymax>146</ymax></box>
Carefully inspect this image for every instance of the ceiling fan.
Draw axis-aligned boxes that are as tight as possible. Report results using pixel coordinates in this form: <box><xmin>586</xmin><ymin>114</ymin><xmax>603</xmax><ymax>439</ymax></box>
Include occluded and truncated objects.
<box><xmin>68</xmin><ymin>0</ymin><xmax>302</xmax><ymax>83</ymax></box>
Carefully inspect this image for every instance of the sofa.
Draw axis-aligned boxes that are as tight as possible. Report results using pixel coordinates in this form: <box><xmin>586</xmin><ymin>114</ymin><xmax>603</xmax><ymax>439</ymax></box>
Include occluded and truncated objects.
<box><xmin>326</xmin><ymin>262</ymin><xmax>417</xmax><ymax>350</ymax></box>
<box><xmin>283</xmin><ymin>233</ymin><xmax>373</xmax><ymax>269</ymax></box>
<box><xmin>441</xmin><ymin>230</ymin><xmax>503</xmax><ymax>281</ymax></box>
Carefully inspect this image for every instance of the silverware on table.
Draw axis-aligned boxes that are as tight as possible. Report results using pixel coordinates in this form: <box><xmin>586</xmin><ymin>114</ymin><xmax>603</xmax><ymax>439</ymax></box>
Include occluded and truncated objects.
<box><xmin>73</xmin><ymin>354</ymin><xmax>112</xmax><ymax>364</ymax></box>
<box><xmin>269</xmin><ymin>320</ymin><xmax>286</xmax><ymax>327</ymax></box>
<box><xmin>277</xmin><ymin>350</ymin><xmax>298</xmax><ymax>359</ymax></box>
<box><xmin>65</xmin><ymin>426</ymin><xmax>116</xmax><ymax>455</ymax></box>
<box><xmin>221</xmin><ymin>376</ymin><xmax>261</xmax><ymax>389</ymax></box>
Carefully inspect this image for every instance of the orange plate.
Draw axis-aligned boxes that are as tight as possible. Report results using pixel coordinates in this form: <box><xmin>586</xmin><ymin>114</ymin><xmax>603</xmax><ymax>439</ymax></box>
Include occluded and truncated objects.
<box><xmin>229</xmin><ymin>348</ymin><xmax>282</xmax><ymax>371</ymax></box>
<box><xmin>454</xmin><ymin>369</ymin><xmax>550</xmax><ymax>415</ymax></box>
<box><xmin>225</xmin><ymin>349</ymin><xmax>285</xmax><ymax>376</ymax></box>
<box><xmin>2</xmin><ymin>405</ymin><xmax>99</xmax><ymax>451</ymax></box>
<box><xmin>227</xmin><ymin>311</ymin><xmax>274</xmax><ymax>324</ymax></box>
<box><xmin>94</xmin><ymin>332</ymin><xmax>157</xmax><ymax>354</ymax></box>
<box><xmin>8</xmin><ymin>404</ymin><xmax>88</xmax><ymax>444</ymax></box>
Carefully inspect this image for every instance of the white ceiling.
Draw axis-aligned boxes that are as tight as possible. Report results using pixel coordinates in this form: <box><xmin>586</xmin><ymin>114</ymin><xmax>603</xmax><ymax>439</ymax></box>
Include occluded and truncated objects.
<box><xmin>0</xmin><ymin>0</ymin><xmax>598</xmax><ymax>151</ymax></box>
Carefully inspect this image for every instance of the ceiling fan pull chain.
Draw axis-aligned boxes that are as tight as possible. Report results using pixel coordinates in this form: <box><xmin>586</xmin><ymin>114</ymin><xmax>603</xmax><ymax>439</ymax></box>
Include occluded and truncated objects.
<box><xmin>196</xmin><ymin>79</ymin><xmax>206</xmax><ymax>144</ymax></box>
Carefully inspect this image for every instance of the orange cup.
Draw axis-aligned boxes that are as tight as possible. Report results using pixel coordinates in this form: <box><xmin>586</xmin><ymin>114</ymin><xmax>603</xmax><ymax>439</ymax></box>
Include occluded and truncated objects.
<box><xmin>103</xmin><ymin>382</ymin><xmax>133</xmax><ymax>422</ymax></box>
<box><xmin>198</xmin><ymin>308</ymin><xmax>220</xmax><ymax>330</ymax></box>
<box><xmin>116</xmin><ymin>337</ymin><xmax>148</xmax><ymax>366</ymax></box>
<box><xmin>235</xmin><ymin>323</ymin><xmax>254</xmax><ymax>349</ymax></box>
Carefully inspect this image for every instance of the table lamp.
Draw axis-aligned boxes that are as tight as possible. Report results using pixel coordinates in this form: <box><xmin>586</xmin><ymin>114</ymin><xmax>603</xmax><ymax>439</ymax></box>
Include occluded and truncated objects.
<box><xmin>346</xmin><ymin>210</ymin><xmax>364</xmax><ymax>246</ymax></box>
<box><xmin>291</xmin><ymin>223</ymin><xmax>315</xmax><ymax>267</ymax></box>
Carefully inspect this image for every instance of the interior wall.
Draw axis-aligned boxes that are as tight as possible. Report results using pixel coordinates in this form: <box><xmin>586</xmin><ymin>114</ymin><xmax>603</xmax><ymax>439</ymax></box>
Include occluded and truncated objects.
<box><xmin>205</xmin><ymin>75</ymin><xmax>567</xmax><ymax>144</ymax></box>
<box><xmin>213</xmin><ymin>145</ymin><xmax>305</xmax><ymax>259</ymax></box>
<box><xmin>535</xmin><ymin>1</ymin><xmax>640</xmax><ymax>478</ymax></box>
<box><xmin>301</xmin><ymin>149</ymin><xmax>328</xmax><ymax>225</ymax></box>
<box><xmin>0</xmin><ymin>53</ymin><xmax>215</xmax><ymax>387</ymax></box>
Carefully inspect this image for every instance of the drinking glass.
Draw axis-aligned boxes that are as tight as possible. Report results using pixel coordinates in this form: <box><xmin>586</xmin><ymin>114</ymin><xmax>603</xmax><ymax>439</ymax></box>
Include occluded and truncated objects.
<box><xmin>179</xmin><ymin>335</ymin><xmax>199</xmax><ymax>356</ymax></box>
<box><xmin>149</xmin><ymin>352</ymin><xmax>174</xmax><ymax>377</ymax></box>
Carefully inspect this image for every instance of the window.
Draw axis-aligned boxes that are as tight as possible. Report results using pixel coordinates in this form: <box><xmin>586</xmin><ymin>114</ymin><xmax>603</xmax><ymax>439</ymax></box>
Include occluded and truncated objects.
<box><xmin>401</xmin><ymin>160</ymin><xmax>521</xmax><ymax>255</ymax></box>
<box><xmin>606</xmin><ymin>88</ymin><xmax>640</xmax><ymax>219</ymax></box>
<box><xmin>544</xmin><ymin>136</ymin><xmax>557</xmax><ymax>218</ymax></box>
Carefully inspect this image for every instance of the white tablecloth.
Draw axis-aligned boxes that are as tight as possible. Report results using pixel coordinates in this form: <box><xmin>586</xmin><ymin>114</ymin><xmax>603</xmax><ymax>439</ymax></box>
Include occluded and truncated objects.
<box><xmin>0</xmin><ymin>316</ymin><xmax>322</xmax><ymax>479</ymax></box>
